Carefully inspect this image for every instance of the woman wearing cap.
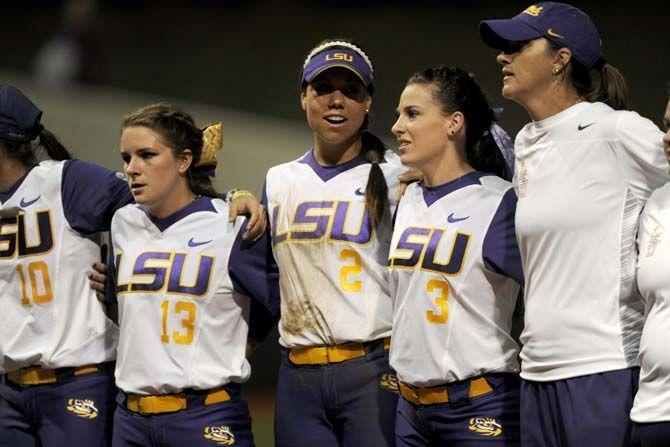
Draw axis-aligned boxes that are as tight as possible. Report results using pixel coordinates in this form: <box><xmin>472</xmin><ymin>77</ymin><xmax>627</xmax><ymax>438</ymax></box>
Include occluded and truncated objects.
<box><xmin>0</xmin><ymin>84</ymin><xmax>130</xmax><ymax>447</ymax></box>
<box><xmin>389</xmin><ymin>66</ymin><xmax>523</xmax><ymax>446</ymax></box>
<box><xmin>631</xmin><ymin>88</ymin><xmax>670</xmax><ymax>446</ymax></box>
<box><xmin>108</xmin><ymin>103</ymin><xmax>278</xmax><ymax>447</ymax></box>
<box><xmin>265</xmin><ymin>39</ymin><xmax>403</xmax><ymax>446</ymax></box>
<box><xmin>479</xmin><ymin>2</ymin><xmax>669</xmax><ymax>446</ymax></box>
<box><xmin>0</xmin><ymin>86</ymin><xmax>266</xmax><ymax>447</ymax></box>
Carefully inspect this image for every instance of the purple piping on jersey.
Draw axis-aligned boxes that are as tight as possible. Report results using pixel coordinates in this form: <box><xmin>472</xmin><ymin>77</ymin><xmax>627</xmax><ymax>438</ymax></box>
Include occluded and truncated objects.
<box><xmin>421</xmin><ymin>171</ymin><xmax>490</xmax><ymax>207</ymax></box>
<box><xmin>228</xmin><ymin>219</ymin><xmax>280</xmax><ymax>342</ymax></box>
<box><xmin>143</xmin><ymin>196</ymin><xmax>216</xmax><ymax>232</ymax></box>
<box><xmin>298</xmin><ymin>148</ymin><xmax>386</xmax><ymax>182</ymax></box>
<box><xmin>482</xmin><ymin>187</ymin><xmax>524</xmax><ymax>286</ymax></box>
<box><xmin>0</xmin><ymin>169</ymin><xmax>32</xmax><ymax>204</ymax></box>
<box><xmin>61</xmin><ymin>160</ymin><xmax>134</xmax><ymax>234</ymax></box>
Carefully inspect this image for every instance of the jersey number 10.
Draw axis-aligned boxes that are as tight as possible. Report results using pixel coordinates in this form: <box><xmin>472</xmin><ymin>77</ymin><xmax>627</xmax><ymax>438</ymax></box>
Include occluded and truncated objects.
<box><xmin>16</xmin><ymin>261</ymin><xmax>53</xmax><ymax>306</ymax></box>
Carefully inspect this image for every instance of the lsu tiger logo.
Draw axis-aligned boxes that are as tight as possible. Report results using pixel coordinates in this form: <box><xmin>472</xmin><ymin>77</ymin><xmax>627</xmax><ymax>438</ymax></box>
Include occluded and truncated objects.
<box><xmin>468</xmin><ymin>417</ymin><xmax>503</xmax><ymax>437</ymax></box>
<box><xmin>66</xmin><ymin>399</ymin><xmax>98</xmax><ymax>419</ymax></box>
<box><xmin>522</xmin><ymin>5</ymin><xmax>543</xmax><ymax>16</ymax></box>
<box><xmin>204</xmin><ymin>425</ymin><xmax>235</xmax><ymax>445</ymax></box>
<box><xmin>380</xmin><ymin>373</ymin><xmax>399</xmax><ymax>393</ymax></box>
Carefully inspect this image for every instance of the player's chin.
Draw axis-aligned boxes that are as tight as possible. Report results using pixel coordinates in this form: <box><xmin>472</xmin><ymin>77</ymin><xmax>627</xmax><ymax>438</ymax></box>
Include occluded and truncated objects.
<box><xmin>399</xmin><ymin>149</ymin><xmax>416</xmax><ymax>167</ymax></box>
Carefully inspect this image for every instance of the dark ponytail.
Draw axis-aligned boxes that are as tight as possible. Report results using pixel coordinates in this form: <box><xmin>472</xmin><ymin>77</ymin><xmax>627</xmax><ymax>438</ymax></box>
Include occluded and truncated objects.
<box><xmin>360</xmin><ymin>124</ymin><xmax>388</xmax><ymax>229</ymax></box>
<box><xmin>407</xmin><ymin>66</ymin><xmax>507</xmax><ymax>178</ymax></box>
<box><xmin>122</xmin><ymin>103</ymin><xmax>218</xmax><ymax>198</ymax></box>
<box><xmin>38</xmin><ymin>128</ymin><xmax>72</xmax><ymax>161</ymax></box>
<box><xmin>0</xmin><ymin>127</ymin><xmax>72</xmax><ymax>166</ymax></box>
<box><xmin>548</xmin><ymin>41</ymin><xmax>630</xmax><ymax>110</ymax></box>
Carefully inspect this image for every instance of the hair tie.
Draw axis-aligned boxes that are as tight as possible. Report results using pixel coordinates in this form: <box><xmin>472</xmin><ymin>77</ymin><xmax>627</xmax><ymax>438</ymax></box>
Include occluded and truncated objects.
<box><xmin>196</xmin><ymin>122</ymin><xmax>223</xmax><ymax>177</ymax></box>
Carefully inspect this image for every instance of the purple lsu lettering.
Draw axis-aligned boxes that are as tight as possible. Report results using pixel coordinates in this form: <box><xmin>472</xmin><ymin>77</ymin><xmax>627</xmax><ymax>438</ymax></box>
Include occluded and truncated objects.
<box><xmin>389</xmin><ymin>227</ymin><xmax>470</xmax><ymax>275</ymax></box>
<box><xmin>272</xmin><ymin>201</ymin><xmax>372</xmax><ymax>246</ymax></box>
<box><xmin>0</xmin><ymin>211</ymin><xmax>54</xmax><ymax>258</ymax></box>
<box><xmin>116</xmin><ymin>251</ymin><xmax>214</xmax><ymax>297</ymax></box>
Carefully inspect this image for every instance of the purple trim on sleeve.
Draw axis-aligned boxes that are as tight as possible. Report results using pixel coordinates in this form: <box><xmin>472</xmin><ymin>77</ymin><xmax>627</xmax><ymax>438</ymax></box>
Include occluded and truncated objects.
<box><xmin>261</xmin><ymin>180</ymin><xmax>268</xmax><ymax>208</ymax></box>
<box><xmin>422</xmin><ymin>171</ymin><xmax>489</xmax><ymax>207</ymax></box>
<box><xmin>0</xmin><ymin>169</ymin><xmax>32</xmax><ymax>203</ymax></box>
<box><xmin>482</xmin><ymin>188</ymin><xmax>524</xmax><ymax>286</ymax></box>
<box><xmin>298</xmin><ymin>148</ymin><xmax>385</xmax><ymax>182</ymax></box>
<box><xmin>229</xmin><ymin>220</ymin><xmax>280</xmax><ymax>342</ymax></box>
<box><xmin>105</xmin><ymin>229</ymin><xmax>117</xmax><ymax>305</ymax></box>
<box><xmin>143</xmin><ymin>197</ymin><xmax>216</xmax><ymax>233</ymax></box>
<box><xmin>61</xmin><ymin>160</ymin><xmax>134</xmax><ymax>234</ymax></box>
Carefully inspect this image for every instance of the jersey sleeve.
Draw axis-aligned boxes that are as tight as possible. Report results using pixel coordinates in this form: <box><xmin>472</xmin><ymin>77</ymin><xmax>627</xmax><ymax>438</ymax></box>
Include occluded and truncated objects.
<box><xmin>228</xmin><ymin>217</ymin><xmax>280</xmax><ymax>342</ymax></box>
<box><xmin>614</xmin><ymin>112</ymin><xmax>670</xmax><ymax>202</ymax></box>
<box><xmin>104</xmin><ymin>229</ymin><xmax>118</xmax><ymax>306</ymax></box>
<box><xmin>61</xmin><ymin>159</ymin><xmax>133</xmax><ymax>234</ymax></box>
<box><xmin>482</xmin><ymin>188</ymin><xmax>524</xmax><ymax>286</ymax></box>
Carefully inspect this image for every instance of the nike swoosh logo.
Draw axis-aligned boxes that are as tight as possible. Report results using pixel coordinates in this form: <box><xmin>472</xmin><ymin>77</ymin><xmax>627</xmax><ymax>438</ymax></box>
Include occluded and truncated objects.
<box><xmin>578</xmin><ymin>122</ymin><xmax>595</xmax><ymax>131</ymax></box>
<box><xmin>20</xmin><ymin>196</ymin><xmax>40</xmax><ymax>207</ymax></box>
<box><xmin>355</xmin><ymin>187</ymin><xmax>365</xmax><ymax>196</ymax></box>
<box><xmin>188</xmin><ymin>238</ymin><xmax>212</xmax><ymax>247</ymax></box>
<box><xmin>547</xmin><ymin>28</ymin><xmax>565</xmax><ymax>39</ymax></box>
<box><xmin>447</xmin><ymin>213</ymin><xmax>469</xmax><ymax>223</ymax></box>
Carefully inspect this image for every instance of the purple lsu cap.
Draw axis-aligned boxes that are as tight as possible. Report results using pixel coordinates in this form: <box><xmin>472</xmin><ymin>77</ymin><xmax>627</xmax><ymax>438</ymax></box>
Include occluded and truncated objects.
<box><xmin>479</xmin><ymin>2</ymin><xmax>604</xmax><ymax>71</ymax></box>
<box><xmin>301</xmin><ymin>46</ymin><xmax>373</xmax><ymax>87</ymax></box>
<box><xmin>0</xmin><ymin>85</ymin><xmax>43</xmax><ymax>142</ymax></box>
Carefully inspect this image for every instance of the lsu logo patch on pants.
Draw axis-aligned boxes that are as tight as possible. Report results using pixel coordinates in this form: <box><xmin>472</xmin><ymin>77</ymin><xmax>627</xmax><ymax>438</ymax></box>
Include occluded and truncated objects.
<box><xmin>468</xmin><ymin>417</ymin><xmax>502</xmax><ymax>437</ymax></box>
<box><xmin>66</xmin><ymin>399</ymin><xmax>99</xmax><ymax>419</ymax></box>
<box><xmin>204</xmin><ymin>425</ymin><xmax>235</xmax><ymax>445</ymax></box>
<box><xmin>380</xmin><ymin>373</ymin><xmax>399</xmax><ymax>393</ymax></box>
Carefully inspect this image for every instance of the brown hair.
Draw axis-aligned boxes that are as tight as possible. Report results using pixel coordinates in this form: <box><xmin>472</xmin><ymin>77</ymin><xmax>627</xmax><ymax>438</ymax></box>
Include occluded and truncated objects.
<box><xmin>302</xmin><ymin>39</ymin><xmax>388</xmax><ymax>228</ymax></box>
<box><xmin>122</xmin><ymin>103</ymin><xmax>217</xmax><ymax>197</ymax></box>
<box><xmin>548</xmin><ymin>41</ymin><xmax>630</xmax><ymax>110</ymax></box>
<box><xmin>407</xmin><ymin>66</ymin><xmax>507</xmax><ymax>178</ymax></box>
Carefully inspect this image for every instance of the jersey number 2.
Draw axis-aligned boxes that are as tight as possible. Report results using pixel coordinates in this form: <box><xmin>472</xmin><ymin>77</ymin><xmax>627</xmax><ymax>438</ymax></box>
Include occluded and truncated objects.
<box><xmin>339</xmin><ymin>249</ymin><xmax>362</xmax><ymax>292</ymax></box>
<box><xmin>16</xmin><ymin>261</ymin><xmax>53</xmax><ymax>307</ymax></box>
<box><xmin>160</xmin><ymin>300</ymin><xmax>196</xmax><ymax>345</ymax></box>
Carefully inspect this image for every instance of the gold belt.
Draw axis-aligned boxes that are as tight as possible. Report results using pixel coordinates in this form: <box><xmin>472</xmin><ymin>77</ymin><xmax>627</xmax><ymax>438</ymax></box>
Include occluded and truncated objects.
<box><xmin>399</xmin><ymin>377</ymin><xmax>493</xmax><ymax>405</ymax></box>
<box><xmin>7</xmin><ymin>364</ymin><xmax>99</xmax><ymax>386</ymax></box>
<box><xmin>289</xmin><ymin>337</ymin><xmax>391</xmax><ymax>365</ymax></box>
<box><xmin>126</xmin><ymin>387</ymin><xmax>231</xmax><ymax>415</ymax></box>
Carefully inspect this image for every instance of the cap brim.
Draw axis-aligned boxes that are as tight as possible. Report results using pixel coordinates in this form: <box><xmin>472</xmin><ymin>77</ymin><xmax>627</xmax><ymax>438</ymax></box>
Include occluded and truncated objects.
<box><xmin>304</xmin><ymin>63</ymin><xmax>370</xmax><ymax>87</ymax></box>
<box><xmin>479</xmin><ymin>19</ymin><xmax>543</xmax><ymax>49</ymax></box>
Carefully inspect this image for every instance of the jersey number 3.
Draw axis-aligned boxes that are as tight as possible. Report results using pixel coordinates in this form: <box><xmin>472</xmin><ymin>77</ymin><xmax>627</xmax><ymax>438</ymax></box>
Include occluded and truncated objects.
<box><xmin>426</xmin><ymin>279</ymin><xmax>449</xmax><ymax>324</ymax></box>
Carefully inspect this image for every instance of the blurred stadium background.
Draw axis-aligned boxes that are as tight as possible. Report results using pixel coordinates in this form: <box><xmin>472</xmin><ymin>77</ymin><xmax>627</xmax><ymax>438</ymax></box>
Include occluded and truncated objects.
<box><xmin>3</xmin><ymin>0</ymin><xmax>667</xmax><ymax>444</ymax></box>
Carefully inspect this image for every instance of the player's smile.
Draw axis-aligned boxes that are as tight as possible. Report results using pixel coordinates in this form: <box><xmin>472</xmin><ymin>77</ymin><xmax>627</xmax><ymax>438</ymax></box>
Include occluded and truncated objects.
<box><xmin>301</xmin><ymin>67</ymin><xmax>370</xmax><ymax>148</ymax></box>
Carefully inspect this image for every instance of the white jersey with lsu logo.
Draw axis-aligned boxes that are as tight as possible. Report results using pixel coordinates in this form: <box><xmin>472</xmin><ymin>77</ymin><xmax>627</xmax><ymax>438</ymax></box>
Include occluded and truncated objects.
<box><xmin>111</xmin><ymin>197</ymin><xmax>274</xmax><ymax>395</ymax></box>
<box><xmin>0</xmin><ymin>159</ymin><xmax>126</xmax><ymax>373</ymax></box>
<box><xmin>388</xmin><ymin>172</ymin><xmax>523</xmax><ymax>387</ymax></box>
<box><xmin>264</xmin><ymin>149</ymin><xmax>403</xmax><ymax>348</ymax></box>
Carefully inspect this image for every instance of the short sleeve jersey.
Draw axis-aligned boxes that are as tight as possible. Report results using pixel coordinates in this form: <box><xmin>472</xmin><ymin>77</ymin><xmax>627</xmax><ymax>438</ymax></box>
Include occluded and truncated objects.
<box><xmin>388</xmin><ymin>173</ymin><xmax>522</xmax><ymax>386</ymax></box>
<box><xmin>110</xmin><ymin>197</ymin><xmax>279</xmax><ymax>395</ymax></box>
<box><xmin>514</xmin><ymin>102</ymin><xmax>670</xmax><ymax>381</ymax></box>
<box><xmin>264</xmin><ymin>149</ymin><xmax>404</xmax><ymax>348</ymax></box>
